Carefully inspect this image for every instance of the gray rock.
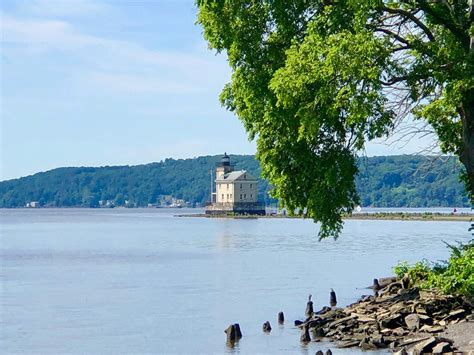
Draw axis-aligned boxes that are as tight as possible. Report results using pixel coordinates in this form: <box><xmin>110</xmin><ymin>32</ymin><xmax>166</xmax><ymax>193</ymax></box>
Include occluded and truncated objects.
<box><xmin>379</xmin><ymin>313</ymin><xmax>402</xmax><ymax>329</ymax></box>
<box><xmin>404</xmin><ymin>313</ymin><xmax>420</xmax><ymax>330</ymax></box>
<box><xmin>325</xmin><ymin>350</ymin><xmax>332</xmax><ymax>355</ymax></box>
<box><xmin>431</xmin><ymin>341</ymin><xmax>452</xmax><ymax>354</ymax></box>
<box><xmin>393</xmin><ymin>348</ymin><xmax>408</xmax><ymax>355</ymax></box>
<box><xmin>420</xmin><ymin>324</ymin><xmax>444</xmax><ymax>333</ymax></box>
<box><xmin>446</xmin><ymin>308</ymin><xmax>465</xmax><ymax>320</ymax></box>
<box><xmin>413</xmin><ymin>336</ymin><xmax>436</xmax><ymax>354</ymax></box>
<box><xmin>315</xmin><ymin>351</ymin><xmax>323</xmax><ymax>355</ymax></box>
<box><xmin>378</xmin><ymin>276</ymin><xmax>397</xmax><ymax>287</ymax></box>
<box><xmin>337</xmin><ymin>340</ymin><xmax>359</xmax><ymax>348</ymax></box>
<box><xmin>315</xmin><ymin>306</ymin><xmax>332</xmax><ymax>315</ymax></box>
<box><xmin>294</xmin><ymin>320</ymin><xmax>304</xmax><ymax>326</ymax></box>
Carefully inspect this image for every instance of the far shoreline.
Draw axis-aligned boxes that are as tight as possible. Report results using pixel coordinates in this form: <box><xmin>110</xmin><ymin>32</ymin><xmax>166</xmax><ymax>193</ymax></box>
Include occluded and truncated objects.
<box><xmin>176</xmin><ymin>212</ymin><xmax>473</xmax><ymax>222</ymax></box>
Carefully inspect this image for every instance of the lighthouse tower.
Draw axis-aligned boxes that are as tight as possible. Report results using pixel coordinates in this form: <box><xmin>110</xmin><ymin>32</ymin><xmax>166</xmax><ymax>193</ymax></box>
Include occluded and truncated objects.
<box><xmin>216</xmin><ymin>152</ymin><xmax>233</xmax><ymax>179</ymax></box>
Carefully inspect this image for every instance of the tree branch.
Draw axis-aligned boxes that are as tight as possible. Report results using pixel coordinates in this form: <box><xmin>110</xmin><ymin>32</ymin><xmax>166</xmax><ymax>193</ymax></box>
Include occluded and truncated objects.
<box><xmin>374</xmin><ymin>27</ymin><xmax>411</xmax><ymax>45</ymax></box>
<box><xmin>380</xmin><ymin>5</ymin><xmax>436</xmax><ymax>42</ymax></box>
<box><xmin>415</xmin><ymin>0</ymin><xmax>469</xmax><ymax>48</ymax></box>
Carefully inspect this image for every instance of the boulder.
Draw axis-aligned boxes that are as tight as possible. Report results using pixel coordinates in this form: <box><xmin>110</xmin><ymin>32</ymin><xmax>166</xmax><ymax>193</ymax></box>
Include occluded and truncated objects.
<box><xmin>404</xmin><ymin>313</ymin><xmax>420</xmax><ymax>330</ymax></box>
<box><xmin>315</xmin><ymin>351</ymin><xmax>323</xmax><ymax>355</ymax></box>
<box><xmin>325</xmin><ymin>350</ymin><xmax>332</xmax><ymax>355</ymax></box>
<box><xmin>294</xmin><ymin>320</ymin><xmax>304</xmax><ymax>326</ymax></box>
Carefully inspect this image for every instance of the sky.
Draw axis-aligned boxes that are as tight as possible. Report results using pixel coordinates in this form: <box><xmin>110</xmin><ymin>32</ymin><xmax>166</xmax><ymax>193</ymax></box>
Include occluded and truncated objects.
<box><xmin>0</xmin><ymin>0</ymin><xmax>437</xmax><ymax>180</ymax></box>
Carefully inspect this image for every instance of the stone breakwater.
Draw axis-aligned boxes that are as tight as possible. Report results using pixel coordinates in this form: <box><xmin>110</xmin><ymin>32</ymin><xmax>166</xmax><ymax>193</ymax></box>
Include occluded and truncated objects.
<box><xmin>297</xmin><ymin>278</ymin><xmax>473</xmax><ymax>354</ymax></box>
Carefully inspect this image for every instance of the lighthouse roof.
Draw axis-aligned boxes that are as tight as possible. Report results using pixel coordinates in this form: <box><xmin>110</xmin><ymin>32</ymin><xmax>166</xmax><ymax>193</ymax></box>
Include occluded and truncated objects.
<box><xmin>216</xmin><ymin>170</ymin><xmax>257</xmax><ymax>182</ymax></box>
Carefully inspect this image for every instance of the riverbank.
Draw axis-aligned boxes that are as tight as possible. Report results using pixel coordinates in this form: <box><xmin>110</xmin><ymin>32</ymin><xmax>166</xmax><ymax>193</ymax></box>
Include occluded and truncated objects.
<box><xmin>297</xmin><ymin>277</ymin><xmax>473</xmax><ymax>354</ymax></box>
<box><xmin>176</xmin><ymin>212</ymin><xmax>472</xmax><ymax>222</ymax></box>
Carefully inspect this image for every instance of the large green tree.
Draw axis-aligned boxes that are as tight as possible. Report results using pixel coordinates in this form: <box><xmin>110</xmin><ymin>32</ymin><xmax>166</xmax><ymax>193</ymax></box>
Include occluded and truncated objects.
<box><xmin>197</xmin><ymin>0</ymin><xmax>474</xmax><ymax>238</ymax></box>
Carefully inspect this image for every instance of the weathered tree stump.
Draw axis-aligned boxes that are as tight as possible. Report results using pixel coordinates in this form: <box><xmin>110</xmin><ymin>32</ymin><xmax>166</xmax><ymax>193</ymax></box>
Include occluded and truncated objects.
<box><xmin>305</xmin><ymin>294</ymin><xmax>314</xmax><ymax>317</ymax></box>
<box><xmin>278</xmin><ymin>311</ymin><xmax>284</xmax><ymax>324</ymax></box>
<box><xmin>262</xmin><ymin>321</ymin><xmax>272</xmax><ymax>332</ymax></box>
<box><xmin>233</xmin><ymin>323</ymin><xmax>242</xmax><ymax>338</ymax></box>
<box><xmin>373</xmin><ymin>278</ymin><xmax>381</xmax><ymax>291</ymax></box>
<box><xmin>300</xmin><ymin>324</ymin><xmax>311</xmax><ymax>342</ymax></box>
<box><xmin>330</xmin><ymin>289</ymin><xmax>337</xmax><ymax>307</ymax></box>
<box><xmin>225</xmin><ymin>324</ymin><xmax>236</xmax><ymax>343</ymax></box>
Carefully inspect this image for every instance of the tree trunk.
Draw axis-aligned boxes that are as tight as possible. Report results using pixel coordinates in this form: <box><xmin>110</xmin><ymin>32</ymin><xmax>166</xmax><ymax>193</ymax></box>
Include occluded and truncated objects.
<box><xmin>459</xmin><ymin>88</ymin><xmax>474</xmax><ymax>202</ymax></box>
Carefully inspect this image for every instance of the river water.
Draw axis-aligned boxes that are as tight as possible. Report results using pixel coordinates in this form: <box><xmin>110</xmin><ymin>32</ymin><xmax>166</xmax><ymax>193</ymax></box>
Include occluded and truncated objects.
<box><xmin>0</xmin><ymin>208</ymin><xmax>470</xmax><ymax>354</ymax></box>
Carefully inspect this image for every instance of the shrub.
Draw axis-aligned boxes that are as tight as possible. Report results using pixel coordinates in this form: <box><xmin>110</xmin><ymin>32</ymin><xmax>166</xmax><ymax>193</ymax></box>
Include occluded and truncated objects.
<box><xmin>394</xmin><ymin>240</ymin><xmax>474</xmax><ymax>297</ymax></box>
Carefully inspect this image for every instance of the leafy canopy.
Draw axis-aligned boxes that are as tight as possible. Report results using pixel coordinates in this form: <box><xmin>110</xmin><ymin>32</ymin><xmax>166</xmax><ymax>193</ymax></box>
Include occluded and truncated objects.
<box><xmin>197</xmin><ymin>0</ymin><xmax>474</xmax><ymax>238</ymax></box>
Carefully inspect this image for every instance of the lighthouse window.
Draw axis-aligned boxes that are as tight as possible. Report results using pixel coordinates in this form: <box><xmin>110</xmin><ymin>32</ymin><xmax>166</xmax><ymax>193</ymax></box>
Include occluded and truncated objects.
<box><xmin>244</xmin><ymin>194</ymin><xmax>246</xmax><ymax>198</ymax></box>
<box><xmin>226</xmin><ymin>184</ymin><xmax>229</xmax><ymax>189</ymax></box>
<box><xmin>240</xmin><ymin>183</ymin><xmax>242</xmax><ymax>189</ymax></box>
<box><xmin>226</xmin><ymin>194</ymin><xmax>229</xmax><ymax>199</ymax></box>
<box><xmin>244</xmin><ymin>174</ymin><xmax>246</xmax><ymax>179</ymax></box>
<box><xmin>250</xmin><ymin>194</ymin><xmax>253</xmax><ymax>198</ymax></box>
<box><xmin>250</xmin><ymin>183</ymin><xmax>253</xmax><ymax>188</ymax></box>
<box><xmin>240</xmin><ymin>194</ymin><xmax>242</xmax><ymax>199</ymax></box>
<box><xmin>221</xmin><ymin>194</ymin><xmax>224</xmax><ymax>200</ymax></box>
<box><xmin>230</xmin><ymin>194</ymin><xmax>232</xmax><ymax>199</ymax></box>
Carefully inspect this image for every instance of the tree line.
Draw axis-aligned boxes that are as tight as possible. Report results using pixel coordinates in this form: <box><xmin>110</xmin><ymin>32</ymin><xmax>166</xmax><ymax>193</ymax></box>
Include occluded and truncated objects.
<box><xmin>0</xmin><ymin>155</ymin><xmax>468</xmax><ymax>208</ymax></box>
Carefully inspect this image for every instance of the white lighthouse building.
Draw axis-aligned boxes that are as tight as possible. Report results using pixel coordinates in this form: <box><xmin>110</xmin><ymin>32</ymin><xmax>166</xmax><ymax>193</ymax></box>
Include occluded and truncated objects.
<box><xmin>206</xmin><ymin>153</ymin><xmax>265</xmax><ymax>215</ymax></box>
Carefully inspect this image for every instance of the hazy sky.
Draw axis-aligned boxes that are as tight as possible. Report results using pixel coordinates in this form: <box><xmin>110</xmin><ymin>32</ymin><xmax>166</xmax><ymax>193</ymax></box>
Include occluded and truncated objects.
<box><xmin>1</xmin><ymin>0</ymin><xmax>436</xmax><ymax>180</ymax></box>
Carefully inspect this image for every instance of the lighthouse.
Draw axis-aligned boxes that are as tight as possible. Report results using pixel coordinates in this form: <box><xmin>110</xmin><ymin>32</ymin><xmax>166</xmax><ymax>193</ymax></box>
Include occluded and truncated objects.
<box><xmin>206</xmin><ymin>153</ymin><xmax>265</xmax><ymax>215</ymax></box>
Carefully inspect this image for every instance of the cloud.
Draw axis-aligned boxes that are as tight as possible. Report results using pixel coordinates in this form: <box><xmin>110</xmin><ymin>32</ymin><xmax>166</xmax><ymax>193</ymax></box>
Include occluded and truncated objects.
<box><xmin>1</xmin><ymin>12</ymin><xmax>230</xmax><ymax>95</ymax></box>
<box><xmin>88</xmin><ymin>72</ymin><xmax>202</xmax><ymax>94</ymax></box>
<box><xmin>13</xmin><ymin>0</ymin><xmax>108</xmax><ymax>18</ymax></box>
<box><xmin>0</xmin><ymin>14</ymin><xmax>107</xmax><ymax>51</ymax></box>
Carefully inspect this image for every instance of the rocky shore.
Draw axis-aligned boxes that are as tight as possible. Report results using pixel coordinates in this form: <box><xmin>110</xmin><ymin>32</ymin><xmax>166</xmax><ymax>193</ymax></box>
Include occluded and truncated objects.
<box><xmin>296</xmin><ymin>277</ymin><xmax>473</xmax><ymax>354</ymax></box>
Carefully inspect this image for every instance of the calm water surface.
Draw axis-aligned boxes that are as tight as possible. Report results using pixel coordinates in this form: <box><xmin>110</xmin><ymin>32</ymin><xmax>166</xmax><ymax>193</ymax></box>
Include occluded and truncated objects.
<box><xmin>0</xmin><ymin>208</ymin><xmax>470</xmax><ymax>354</ymax></box>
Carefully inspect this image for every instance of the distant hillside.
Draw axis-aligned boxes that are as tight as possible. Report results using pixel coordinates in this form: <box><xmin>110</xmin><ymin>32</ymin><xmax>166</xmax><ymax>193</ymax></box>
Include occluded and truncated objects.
<box><xmin>0</xmin><ymin>155</ymin><xmax>468</xmax><ymax>208</ymax></box>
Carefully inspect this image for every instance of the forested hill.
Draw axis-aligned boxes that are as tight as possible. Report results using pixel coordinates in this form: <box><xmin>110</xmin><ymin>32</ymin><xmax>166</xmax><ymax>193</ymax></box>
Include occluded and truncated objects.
<box><xmin>0</xmin><ymin>155</ymin><xmax>468</xmax><ymax>208</ymax></box>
